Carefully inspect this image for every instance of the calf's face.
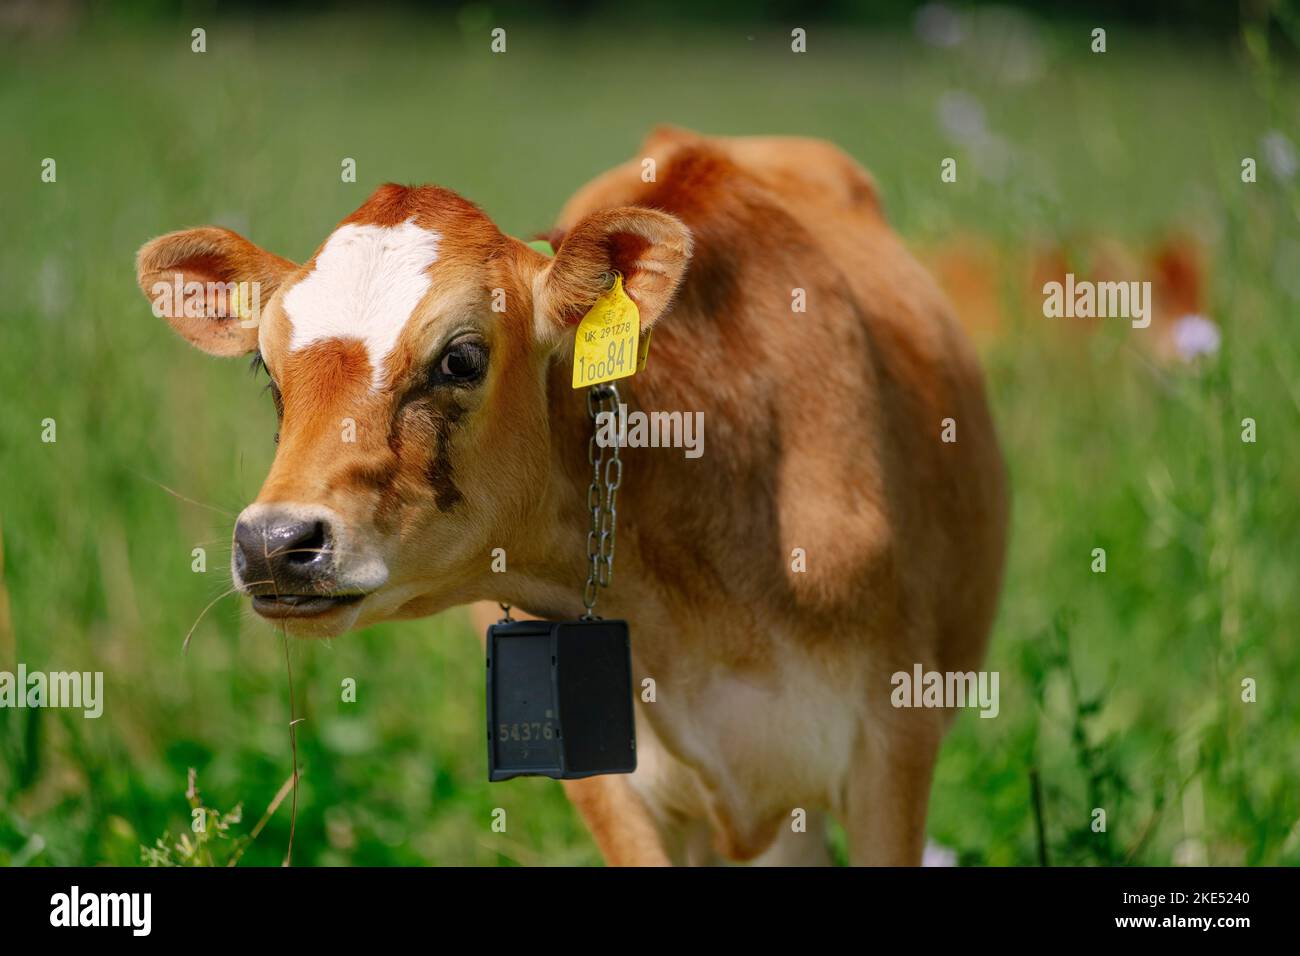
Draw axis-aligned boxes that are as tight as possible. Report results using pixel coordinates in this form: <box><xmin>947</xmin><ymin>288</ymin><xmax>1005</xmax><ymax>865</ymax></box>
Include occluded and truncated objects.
<box><xmin>137</xmin><ymin>184</ymin><xmax>690</xmax><ymax>635</ymax></box>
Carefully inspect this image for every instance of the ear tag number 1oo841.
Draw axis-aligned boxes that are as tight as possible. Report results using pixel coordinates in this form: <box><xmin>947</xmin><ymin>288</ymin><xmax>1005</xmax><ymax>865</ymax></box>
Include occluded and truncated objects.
<box><xmin>487</xmin><ymin>355</ymin><xmax>639</xmax><ymax>778</ymax></box>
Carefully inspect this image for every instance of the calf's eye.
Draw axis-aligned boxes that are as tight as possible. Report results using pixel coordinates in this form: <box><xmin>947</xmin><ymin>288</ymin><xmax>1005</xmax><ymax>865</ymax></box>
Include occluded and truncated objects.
<box><xmin>431</xmin><ymin>338</ymin><xmax>488</xmax><ymax>386</ymax></box>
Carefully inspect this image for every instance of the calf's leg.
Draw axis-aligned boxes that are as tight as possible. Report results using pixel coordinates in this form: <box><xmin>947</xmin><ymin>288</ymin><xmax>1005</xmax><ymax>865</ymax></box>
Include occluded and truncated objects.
<box><xmin>843</xmin><ymin>709</ymin><xmax>943</xmax><ymax>866</ymax></box>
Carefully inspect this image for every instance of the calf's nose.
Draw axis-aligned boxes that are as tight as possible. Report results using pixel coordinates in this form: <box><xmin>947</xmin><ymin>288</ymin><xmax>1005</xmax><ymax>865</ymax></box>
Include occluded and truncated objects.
<box><xmin>233</xmin><ymin>510</ymin><xmax>332</xmax><ymax>588</ymax></box>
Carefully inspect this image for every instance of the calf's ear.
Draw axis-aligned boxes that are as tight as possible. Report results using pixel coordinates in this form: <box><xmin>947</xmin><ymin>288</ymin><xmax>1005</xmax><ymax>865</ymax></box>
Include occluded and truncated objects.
<box><xmin>533</xmin><ymin>207</ymin><xmax>692</xmax><ymax>346</ymax></box>
<box><xmin>136</xmin><ymin>227</ymin><xmax>298</xmax><ymax>357</ymax></box>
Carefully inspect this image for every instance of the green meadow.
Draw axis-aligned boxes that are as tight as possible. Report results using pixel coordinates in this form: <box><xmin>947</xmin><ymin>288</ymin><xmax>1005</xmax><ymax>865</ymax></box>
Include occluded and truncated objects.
<box><xmin>0</xmin><ymin>8</ymin><xmax>1296</xmax><ymax>866</ymax></box>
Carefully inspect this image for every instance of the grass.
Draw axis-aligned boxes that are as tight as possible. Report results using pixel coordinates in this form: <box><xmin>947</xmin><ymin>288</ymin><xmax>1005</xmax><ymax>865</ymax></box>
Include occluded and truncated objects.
<box><xmin>0</xmin><ymin>8</ymin><xmax>1297</xmax><ymax>866</ymax></box>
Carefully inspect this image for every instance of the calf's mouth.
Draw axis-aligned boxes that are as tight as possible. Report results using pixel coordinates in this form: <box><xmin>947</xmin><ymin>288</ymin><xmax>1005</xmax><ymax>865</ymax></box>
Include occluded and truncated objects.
<box><xmin>250</xmin><ymin>592</ymin><xmax>366</xmax><ymax>619</ymax></box>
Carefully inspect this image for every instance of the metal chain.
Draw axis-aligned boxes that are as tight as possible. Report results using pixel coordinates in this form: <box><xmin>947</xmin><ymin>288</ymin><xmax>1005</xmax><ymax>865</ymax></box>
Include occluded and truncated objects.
<box><xmin>582</xmin><ymin>382</ymin><xmax>622</xmax><ymax>619</ymax></box>
<box><xmin>496</xmin><ymin>383</ymin><xmax>622</xmax><ymax>624</ymax></box>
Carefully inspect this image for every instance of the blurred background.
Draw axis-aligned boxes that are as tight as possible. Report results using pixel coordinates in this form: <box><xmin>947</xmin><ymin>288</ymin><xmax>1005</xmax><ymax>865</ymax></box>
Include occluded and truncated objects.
<box><xmin>0</xmin><ymin>0</ymin><xmax>1297</xmax><ymax>866</ymax></box>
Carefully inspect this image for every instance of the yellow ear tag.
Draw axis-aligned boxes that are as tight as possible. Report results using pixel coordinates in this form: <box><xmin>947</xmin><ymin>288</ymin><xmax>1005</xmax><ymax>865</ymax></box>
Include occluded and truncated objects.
<box><xmin>572</xmin><ymin>273</ymin><xmax>641</xmax><ymax>389</ymax></box>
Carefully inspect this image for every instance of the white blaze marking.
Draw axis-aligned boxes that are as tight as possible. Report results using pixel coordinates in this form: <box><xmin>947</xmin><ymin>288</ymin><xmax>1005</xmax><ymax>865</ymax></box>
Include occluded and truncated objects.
<box><xmin>283</xmin><ymin>218</ymin><xmax>440</xmax><ymax>390</ymax></box>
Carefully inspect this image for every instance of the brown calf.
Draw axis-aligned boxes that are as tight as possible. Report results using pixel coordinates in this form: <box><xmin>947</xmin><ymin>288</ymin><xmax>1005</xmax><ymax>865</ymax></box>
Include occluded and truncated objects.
<box><xmin>137</xmin><ymin>126</ymin><xmax>1008</xmax><ymax>865</ymax></box>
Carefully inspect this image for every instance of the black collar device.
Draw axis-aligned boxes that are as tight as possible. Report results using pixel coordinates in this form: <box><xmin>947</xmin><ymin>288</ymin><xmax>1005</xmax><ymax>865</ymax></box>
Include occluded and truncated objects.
<box><xmin>486</xmin><ymin>617</ymin><xmax>636</xmax><ymax>780</ymax></box>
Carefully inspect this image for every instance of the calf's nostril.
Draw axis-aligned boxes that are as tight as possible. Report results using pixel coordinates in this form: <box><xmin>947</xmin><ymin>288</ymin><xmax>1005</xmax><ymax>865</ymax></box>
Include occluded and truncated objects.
<box><xmin>283</xmin><ymin>521</ymin><xmax>328</xmax><ymax>565</ymax></box>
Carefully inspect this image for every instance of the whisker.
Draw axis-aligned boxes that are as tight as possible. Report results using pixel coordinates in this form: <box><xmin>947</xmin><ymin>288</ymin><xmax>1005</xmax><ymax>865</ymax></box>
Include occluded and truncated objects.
<box><xmin>182</xmin><ymin>579</ymin><xmax>272</xmax><ymax>655</ymax></box>
<box><xmin>190</xmin><ymin>536</ymin><xmax>237</xmax><ymax>548</ymax></box>
<box><xmin>264</xmin><ymin>545</ymin><xmax>361</xmax><ymax>561</ymax></box>
<box><xmin>129</xmin><ymin>469</ymin><xmax>238</xmax><ymax>518</ymax></box>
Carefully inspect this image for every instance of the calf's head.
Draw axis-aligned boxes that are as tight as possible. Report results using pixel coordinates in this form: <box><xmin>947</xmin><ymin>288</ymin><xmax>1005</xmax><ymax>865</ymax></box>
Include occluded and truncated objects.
<box><xmin>137</xmin><ymin>184</ymin><xmax>690</xmax><ymax>635</ymax></box>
